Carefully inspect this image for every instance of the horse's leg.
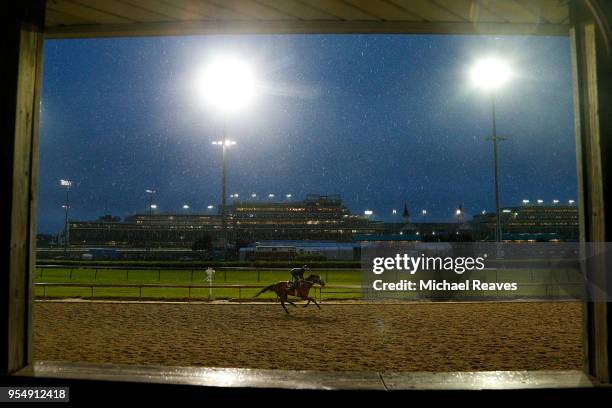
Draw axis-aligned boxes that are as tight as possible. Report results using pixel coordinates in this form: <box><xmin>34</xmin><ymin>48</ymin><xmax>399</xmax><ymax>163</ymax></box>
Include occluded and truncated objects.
<box><xmin>307</xmin><ymin>297</ymin><xmax>321</xmax><ymax>310</ymax></box>
<box><xmin>299</xmin><ymin>288</ymin><xmax>313</xmax><ymax>307</ymax></box>
<box><xmin>284</xmin><ymin>288</ymin><xmax>296</xmax><ymax>307</ymax></box>
<box><xmin>281</xmin><ymin>299</ymin><xmax>289</xmax><ymax>314</ymax></box>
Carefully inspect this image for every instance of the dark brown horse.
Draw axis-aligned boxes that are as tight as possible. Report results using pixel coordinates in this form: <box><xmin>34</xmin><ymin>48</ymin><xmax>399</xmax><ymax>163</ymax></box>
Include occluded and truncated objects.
<box><xmin>254</xmin><ymin>274</ymin><xmax>325</xmax><ymax>314</ymax></box>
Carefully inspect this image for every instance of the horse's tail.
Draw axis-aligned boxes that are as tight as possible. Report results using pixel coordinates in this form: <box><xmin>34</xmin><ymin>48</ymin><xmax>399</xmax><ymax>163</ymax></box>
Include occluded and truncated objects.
<box><xmin>254</xmin><ymin>283</ymin><xmax>276</xmax><ymax>297</ymax></box>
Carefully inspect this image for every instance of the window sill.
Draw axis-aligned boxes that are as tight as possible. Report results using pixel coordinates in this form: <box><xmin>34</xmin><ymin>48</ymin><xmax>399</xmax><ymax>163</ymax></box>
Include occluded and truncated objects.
<box><xmin>15</xmin><ymin>361</ymin><xmax>596</xmax><ymax>390</ymax></box>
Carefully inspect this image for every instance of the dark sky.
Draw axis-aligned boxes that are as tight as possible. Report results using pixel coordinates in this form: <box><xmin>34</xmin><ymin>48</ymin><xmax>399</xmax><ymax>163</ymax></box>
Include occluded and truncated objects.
<box><xmin>38</xmin><ymin>34</ymin><xmax>576</xmax><ymax>234</ymax></box>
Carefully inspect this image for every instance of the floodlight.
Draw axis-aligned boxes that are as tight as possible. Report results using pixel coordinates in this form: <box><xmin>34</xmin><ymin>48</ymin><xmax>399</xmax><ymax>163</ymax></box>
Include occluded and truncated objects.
<box><xmin>470</xmin><ymin>58</ymin><xmax>512</xmax><ymax>91</ymax></box>
<box><xmin>196</xmin><ymin>56</ymin><xmax>256</xmax><ymax>114</ymax></box>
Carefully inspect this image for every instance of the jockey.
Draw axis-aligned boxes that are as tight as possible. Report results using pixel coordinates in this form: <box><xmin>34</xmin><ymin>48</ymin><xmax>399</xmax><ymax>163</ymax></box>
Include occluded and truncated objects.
<box><xmin>289</xmin><ymin>265</ymin><xmax>308</xmax><ymax>290</ymax></box>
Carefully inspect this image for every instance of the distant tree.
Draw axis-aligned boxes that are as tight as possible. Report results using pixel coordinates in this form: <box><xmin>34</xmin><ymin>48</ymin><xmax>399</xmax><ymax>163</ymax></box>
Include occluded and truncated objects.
<box><xmin>192</xmin><ymin>235</ymin><xmax>213</xmax><ymax>251</ymax></box>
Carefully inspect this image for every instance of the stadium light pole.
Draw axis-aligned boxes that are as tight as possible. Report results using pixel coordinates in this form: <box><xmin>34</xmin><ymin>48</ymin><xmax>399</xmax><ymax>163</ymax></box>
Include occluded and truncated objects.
<box><xmin>197</xmin><ymin>56</ymin><xmax>256</xmax><ymax>259</ymax></box>
<box><xmin>181</xmin><ymin>204</ymin><xmax>190</xmax><ymax>242</ymax></box>
<box><xmin>455</xmin><ymin>205</ymin><xmax>464</xmax><ymax>224</ymax></box>
<box><xmin>470</xmin><ymin>57</ymin><xmax>513</xmax><ymax>242</ymax></box>
<box><xmin>60</xmin><ymin>179</ymin><xmax>72</xmax><ymax>255</ymax></box>
<box><xmin>146</xmin><ymin>189</ymin><xmax>156</xmax><ymax>217</ymax></box>
<box><xmin>145</xmin><ymin>189</ymin><xmax>156</xmax><ymax>251</ymax></box>
<box><xmin>212</xmin><ymin>138</ymin><xmax>237</xmax><ymax>258</ymax></box>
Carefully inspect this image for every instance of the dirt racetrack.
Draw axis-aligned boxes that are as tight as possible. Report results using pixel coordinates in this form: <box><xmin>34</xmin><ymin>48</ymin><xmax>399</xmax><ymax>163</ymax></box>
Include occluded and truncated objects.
<box><xmin>34</xmin><ymin>301</ymin><xmax>582</xmax><ymax>372</ymax></box>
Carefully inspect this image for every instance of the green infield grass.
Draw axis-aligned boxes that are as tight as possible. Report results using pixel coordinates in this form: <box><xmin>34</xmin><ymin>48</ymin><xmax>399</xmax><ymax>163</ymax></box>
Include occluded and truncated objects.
<box><xmin>34</xmin><ymin>267</ymin><xmax>362</xmax><ymax>300</ymax></box>
<box><xmin>33</xmin><ymin>265</ymin><xmax>583</xmax><ymax>301</ymax></box>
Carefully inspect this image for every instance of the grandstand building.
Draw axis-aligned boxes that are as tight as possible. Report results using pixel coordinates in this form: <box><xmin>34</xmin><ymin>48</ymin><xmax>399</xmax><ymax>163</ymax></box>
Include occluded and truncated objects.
<box><xmin>232</xmin><ymin>194</ymin><xmax>384</xmax><ymax>241</ymax></box>
<box><xmin>68</xmin><ymin>194</ymin><xmax>386</xmax><ymax>247</ymax></box>
<box><xmin>66</xmin><ymin>198</ymin><xmax>580</xmax><ymax>248</ymax></box>
<box><xmin>68</xmin><ymin>213</ymin><xmax>224</xmax><ymax>248</ymax></box>
<box><xmin>470</xmin><ymin>204</ymin><xmax>579</xmax><ymax>241</ymax></box>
